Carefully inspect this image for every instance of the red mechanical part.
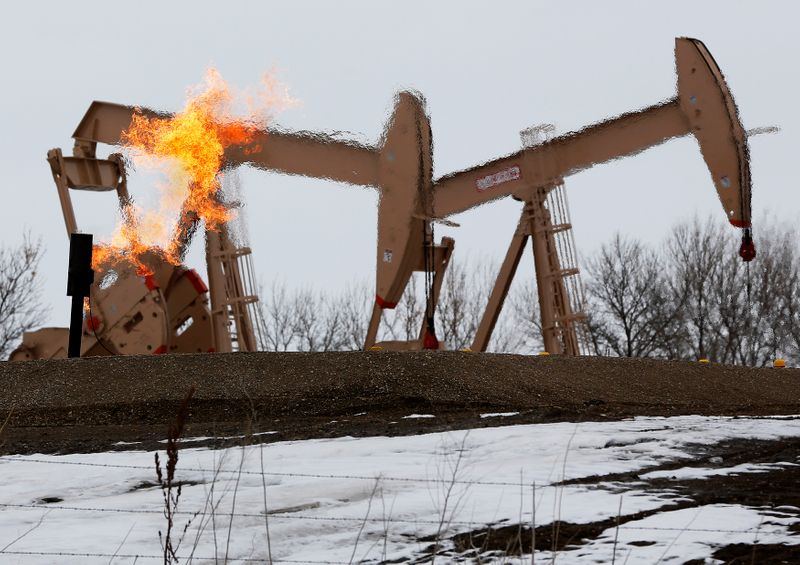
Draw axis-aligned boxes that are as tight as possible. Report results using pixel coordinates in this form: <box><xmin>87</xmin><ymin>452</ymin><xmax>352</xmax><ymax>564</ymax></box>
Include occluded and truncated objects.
<box><xmin>144</xmin><ymin>275</ymin><xmax>159</xmax><ymax>290</ymax></box>
<box><xmin>739</xmin><ymin>229</ymin><xmax>756</xmax><ymax>262</ymax></box>
<box><xmin>184</xmin><ymin>269</ymin><xmax>209</xmax><ymax>294</ymax></box>
<box><xmin>423</xmin><ymin>332</ymin><xmax>440</xmax><ymax>350</ymax></box>
<box><xmin>375</xmin><ymin>294</ymin><xmax>397</xmax><ymax>309</ymax></box>
<box><xmin>152</xmin><ymin>344</ymin><xmax>168</xmax><ymax>355</ymax></box>
<box><xmin>85</xmin><ymin>316</ymin><xmax>102</xmax><ymax>332</ymax></box>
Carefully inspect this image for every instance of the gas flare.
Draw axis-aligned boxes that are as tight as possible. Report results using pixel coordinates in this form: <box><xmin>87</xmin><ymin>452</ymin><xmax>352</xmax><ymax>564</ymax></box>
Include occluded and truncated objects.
<box><xmin>92</xmin><ymin>68</ymin><xmax>295</xmax><ymax>276</ymax></box>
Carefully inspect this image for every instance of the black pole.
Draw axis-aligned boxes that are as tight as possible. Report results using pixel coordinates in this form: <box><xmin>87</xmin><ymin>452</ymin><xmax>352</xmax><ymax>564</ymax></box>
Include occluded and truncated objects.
<box><xmin>66</xmin><ymin>233</ymin><xmax>94</xmax><ymax>358</ymax></box>
<box><xmin>68</xmin><ymin>292</ymin><xmax>85</xmax><ymax>359</ymax></box>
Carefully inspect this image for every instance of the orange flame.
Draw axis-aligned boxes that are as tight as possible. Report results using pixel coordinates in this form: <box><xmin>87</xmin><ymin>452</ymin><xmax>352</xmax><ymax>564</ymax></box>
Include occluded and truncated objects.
<box><xmin>92</xmin><ymin>203</ymin><xmax>170</xmax><ymax>275</ymax></box>
<box><xmin>92</xmin><ymin>68</ymin><xmax>295</xmax><ymax>277</ymax></box>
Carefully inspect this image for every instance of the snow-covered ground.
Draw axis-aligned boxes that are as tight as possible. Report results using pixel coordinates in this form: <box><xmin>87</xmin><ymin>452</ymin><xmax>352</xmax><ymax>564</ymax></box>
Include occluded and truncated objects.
<box><xmin>0</xmin><ymin>415</ymin><xmax>799</xmax><ymax>563</ymax></box>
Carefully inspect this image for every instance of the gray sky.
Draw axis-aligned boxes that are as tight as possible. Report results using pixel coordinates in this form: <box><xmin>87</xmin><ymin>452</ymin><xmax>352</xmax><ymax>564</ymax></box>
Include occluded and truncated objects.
<box><xmin>1</xmin><ymin>1</ymin><xmax>795</xmax><ymax>327</ymax></box>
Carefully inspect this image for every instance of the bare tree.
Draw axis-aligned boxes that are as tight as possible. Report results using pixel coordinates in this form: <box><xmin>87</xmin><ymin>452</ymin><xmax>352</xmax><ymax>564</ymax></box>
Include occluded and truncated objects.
<box><xmin>338</xmin><ymin>281</ymin><xmax>373</xmax><ymax>350</ymax></box>
<box><xmin>0</xmin><ymin>235</ymin><xmax>48</xmax><ymax>358</ymax></box>
<box><xmin>252</xmin><ymin>216</ymin><xmax>800</xmax><ymax>366</ymax></box>
<box><xmin>585</xmin><ymin>233</ymin><xmax>681</xmax><ymax>357</ymax></box>
<box><xmin>257</xmin><ymin>280</ymin><xmax>296</xmax><ymax>351</ymax></box>
<box><xmin>715</xmin><ymin>222</ymin><xmax>796</xmax><ymax>366</ymax></box>
<box><xmin>437</xmin><ymin>259</ymin><xmax>495</xmax><ymax>350</ymax></box>
<box><xmin>664</xmin><ymin>217</ymin><xmax>726</xmax><ymax>360</ymax></box>
<box><xmin>256</xmin><ymin>257</ymin><xmax>555</xmax><ymax>354</ymax></box>
<box><xmin>585</xmin><ymin>216</ymin><xmax>799</xmax><ymax>366</ymax></box>
<box><xmin>382</xmin><ymin>275</ymin><xmax>424</xmax><ymax>343</ymax></box>
<box><xmin>705</xmin><ymin>252</ymin><xmax>746</xmax><ymax>364</ymax></box>
<box><xmin>781</xmin><ymin>240</ymin><xmax>800</xmax><ymax>362</ymax></box>
<box><xmin>661</xmin><ymin>216</ymin><xmax>796</xmax><ymax>365</ymax></box>
<box><xmin>502</xmin><ymin>278</ymin><xmax>543</xmax><ymax>353</ymax></box>
<box><xmin>292</xmin><ymin>288</ymin><xmax>346</xmax><ymax>351</ymax></box>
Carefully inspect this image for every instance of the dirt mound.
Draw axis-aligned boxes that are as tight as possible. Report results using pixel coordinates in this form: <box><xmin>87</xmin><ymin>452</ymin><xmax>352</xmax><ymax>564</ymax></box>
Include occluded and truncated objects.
<box><xmin>1</xmin><ymin>352</ymin><xmax>798</xmax><ymax>454</ymax></box>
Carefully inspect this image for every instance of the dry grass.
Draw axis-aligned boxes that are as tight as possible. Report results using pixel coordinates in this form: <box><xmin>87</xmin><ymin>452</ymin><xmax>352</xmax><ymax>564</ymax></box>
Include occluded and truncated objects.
<box><xmin>156</xmin><ymin>385</ymin><xmax>196</xmax><ymax>564</ymax></box>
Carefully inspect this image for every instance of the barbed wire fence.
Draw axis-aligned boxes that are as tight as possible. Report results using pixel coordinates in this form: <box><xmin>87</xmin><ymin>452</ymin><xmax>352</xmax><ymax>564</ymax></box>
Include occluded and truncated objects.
<box><xmin>0</xmin><ymin>501</ymin><xmax>786</xmax><ymax>536</ymax></box>
<box><xmin>0</xmin><ymin>454</ymin><xmax>793</xmax><ymax>563</ymax></box>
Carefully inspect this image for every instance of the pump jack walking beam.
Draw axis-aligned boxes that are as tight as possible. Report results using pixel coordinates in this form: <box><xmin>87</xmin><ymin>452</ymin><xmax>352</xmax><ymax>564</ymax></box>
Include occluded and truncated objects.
<box><xmin>435</xmin><ymin>37</ymin><xmax>753</xmax><ymax>352</ymax></box>
<box><xmin>67</xmin><ymin>37</ymin><xmax>753</xmax><ymax>353</ymax></box>
<box><xmin>434</xmin><ymin>39</ymin><xmax>751</xmax><ymax>227</ymax></box>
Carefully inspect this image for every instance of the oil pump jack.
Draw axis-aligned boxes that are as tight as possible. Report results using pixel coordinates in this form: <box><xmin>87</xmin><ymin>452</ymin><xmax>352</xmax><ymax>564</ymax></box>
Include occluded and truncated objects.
<box><xmin>11</xmin><ymin>37</ymin><xmax>754</xmax><ymax>359</ymax></box>
<box><xmin>366</xmin><ymin>37</ymin><xmax>754</xmax><ymax>353</ymax></box>
<box><xmin>459</xmin><ymin>37</ymin><xmax>755</xmax><ymax>354</ymax></box>
<box><xmin>10</xmin><ymin>141</ymin><xmax>260</xmax><ymax>360</ymax></box>
<box><xmin>234</xmin><ymin>37</ymin><xmax>754</xmax><ymax>353</ymax></box>
<box><xmin>246</xmin><ymin>36</ymin><xmax>750</xmax><ymax>353</ymax></box>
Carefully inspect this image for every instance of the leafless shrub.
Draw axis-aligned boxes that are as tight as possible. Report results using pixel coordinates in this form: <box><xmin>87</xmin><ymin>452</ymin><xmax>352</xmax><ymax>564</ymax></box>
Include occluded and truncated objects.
<box><xmin>437</xmin><ymin>260</ymin><xmax>486</xmax><ymax>350</ymax></box>
<box><xmin>0</xmin><ymin>234</ymin><xmax>48</xmax><ymax>358</ymax></box>
<box><xmin>348</xmin><ymin>478</ymin><xmax>381</xmax><ymax>565</ymax></box>
<box><xmin>252</xmin><ymin>214</ymin><xmax>799</xmax><ymax>366</ymax></box>
<box><xmin>584</xmin><ymin>215</ymin><xmax>800</xmax><ymax>366</ymax></box>
<box><xmin>504</xmin><ymin>278</ymin><xmax>543</xmax><ymax>353</ymax></box>
<box><xmin>338</xmin><ymin>281</ymin><xmax>373</xmax><ymax>350</ymax></box>
<box><xmin>257</xmin><ymin>280</ymin><xmax>296</xmax><ymax>351</ymax></box>
<box><xmin>431</xmin><ymin>432</ymin><xmax>472</xmax><ymax>563</ymax></box>
<box><xmin>256</xmin><ymin>255</ymin><xmax>543</xmax><ymax>354</ymax></box>
<box><xmin>291</xmin><ymin>287</ymin><xmax>345</xmax><ymax>351</ymax></box>
<box><xmin>664</xmin><ymin>216</ymin><xmax>727</xmax><ymax>361</ymax></box>
<box><xmin>382</xmin><ymin>275</ymin><xmax>424</xmax><ymax>343</ymax></box>
<box><xmin>157</xmin><ymin>385</ymin><xmax>196</xmax><ymax>564</ymax></box>
<box><xmin>585</xmin><ymin>233</ymin><xmax>681</xmax><ymax>358</ymax></box>
<box><xmin>0</xmin><ymin>509</ymin><xmax>51</xmax><ymax>554</ymax></box>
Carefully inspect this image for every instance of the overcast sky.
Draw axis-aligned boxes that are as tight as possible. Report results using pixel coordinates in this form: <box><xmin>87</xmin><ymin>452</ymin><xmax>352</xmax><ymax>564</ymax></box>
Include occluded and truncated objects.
<box><xmin>1</xmin><ymin>1</ymin><xmax>795</xmax><ymax>327</ymax></box>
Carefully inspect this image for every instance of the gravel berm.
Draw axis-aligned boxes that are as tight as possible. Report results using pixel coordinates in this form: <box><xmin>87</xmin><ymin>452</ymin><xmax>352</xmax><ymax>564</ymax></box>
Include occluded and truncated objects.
<box><xmin>1</xmin><ymin>351</ymin><xmax>798</xmax><ymax>454</ymax></box>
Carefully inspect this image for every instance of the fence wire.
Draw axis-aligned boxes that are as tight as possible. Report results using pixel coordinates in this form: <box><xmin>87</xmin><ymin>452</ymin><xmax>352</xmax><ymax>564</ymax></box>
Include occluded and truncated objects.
<box><xmin>0</xmin><ymin>550</ymin><xmax>348</xmax><ymax>563</ymax></box>
<box><xmin>1</xmin><ymin>451</ymin><xmax>796</xmax><ymax>562</ymax></box>
<box><xmin>0</xmin><ymin>501</ymin><xmax>788</xmax><ymax>536</ymax></box>
<box><xmin>0</xmin><ymin>455</ymin><xmax>553</xmax><ymax>489</ymax></box>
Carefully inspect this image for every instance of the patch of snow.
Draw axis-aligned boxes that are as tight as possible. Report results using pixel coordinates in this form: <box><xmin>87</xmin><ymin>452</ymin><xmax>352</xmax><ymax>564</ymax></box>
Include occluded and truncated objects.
<box><xmin>641</xmin><ymin>462</ymin><xmax>795</xmax><ymax>480</ymax></box>
<box><xmin>0</xmin><ymin>415</ymin><xmax>798</xmax><ymax>563</ymax></box>
<box><xmin>480</xmin><ymin>412</ymin><xmax>520</xmax><ymax>418</ymax></box>
<box><xmin>401</xmin><ymin>413</ymin><xmax>435</xmax><ymax>419</ymax></box>
<box><xmin>158</xmin><ymin>430</ymin><xmax>279</xmax><ymax>444</ymax></box>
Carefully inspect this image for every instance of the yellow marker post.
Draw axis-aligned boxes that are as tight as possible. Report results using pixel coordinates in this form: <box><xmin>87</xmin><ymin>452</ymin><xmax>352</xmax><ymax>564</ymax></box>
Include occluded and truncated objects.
<box><xmin>774</xmin><ymin>359</ymin><xmax>786</xmax><ymax>368</ymax></box>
